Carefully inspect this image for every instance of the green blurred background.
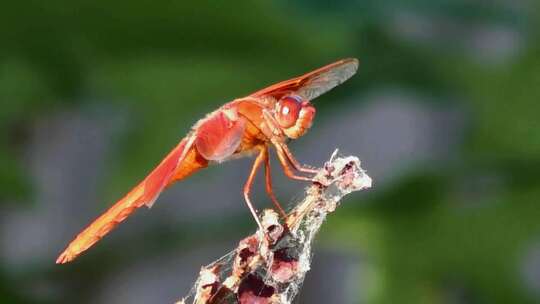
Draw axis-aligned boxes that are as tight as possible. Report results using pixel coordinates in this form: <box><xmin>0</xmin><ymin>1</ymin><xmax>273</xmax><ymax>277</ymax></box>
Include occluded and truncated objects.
<box><xmin>1</xmin><ymin>1</ymin><xmax>540</xmax><ymax>303</ymax></box>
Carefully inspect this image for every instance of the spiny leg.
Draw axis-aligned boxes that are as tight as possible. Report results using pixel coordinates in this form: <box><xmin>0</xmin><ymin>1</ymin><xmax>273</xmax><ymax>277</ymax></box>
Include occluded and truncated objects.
<box><xmin>262</xmin><ymin>109</ymin><xmax>317</xmax><ymax>176</ymax></box>
<box><xmin>263</xmin><ymin>148</ymin><xmax>287</xmax><ymax>219</ymax></box>
<box><xmin>274</xmin><ymin>144</ymin><xmax>314</xmax><ymax>182</ymax></box>
<box><xmin>243</xmin><ymin>148</ymin><xmax>266</xmax><ymax>231</ymax></box>
<box><xmin>262</xmin><ymin>109</ymin><xmax>317</xmax><ymax>175</ymax></box>
<box><xmin>279</xmin><ymin>143</ymin><xmax>319</xmax><ymax>174</ymax></box>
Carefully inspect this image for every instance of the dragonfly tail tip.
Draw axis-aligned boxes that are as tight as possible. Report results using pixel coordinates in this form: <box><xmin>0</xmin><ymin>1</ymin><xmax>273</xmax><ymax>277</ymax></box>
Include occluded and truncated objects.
<box><xmin>56</xmin><ymin>251</ymin><xmax>73</xmax><ymax>264</ymax></box>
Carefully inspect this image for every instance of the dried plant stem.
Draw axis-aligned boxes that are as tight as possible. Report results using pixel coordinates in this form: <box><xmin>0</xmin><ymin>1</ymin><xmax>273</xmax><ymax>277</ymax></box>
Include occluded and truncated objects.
<box><xmin>177</xmin><ymin>150</ymin><xmax>372</xmax><ymax>304</ymax></box>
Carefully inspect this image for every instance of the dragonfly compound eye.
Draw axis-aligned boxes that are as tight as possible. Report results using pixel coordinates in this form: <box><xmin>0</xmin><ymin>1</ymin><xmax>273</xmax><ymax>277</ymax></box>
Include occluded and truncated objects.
<box><xmin>276</xmin><ymin>96</ymin><xmax>302</xmax><ymax>128</ymax></box>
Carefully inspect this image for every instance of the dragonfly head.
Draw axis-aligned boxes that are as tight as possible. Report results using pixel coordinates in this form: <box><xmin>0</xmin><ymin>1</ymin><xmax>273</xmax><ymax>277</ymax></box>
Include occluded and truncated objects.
<box><xmin>275</xmin><ymin>95</ymin><xmax>316</xmax><ymax>139</ymax></box>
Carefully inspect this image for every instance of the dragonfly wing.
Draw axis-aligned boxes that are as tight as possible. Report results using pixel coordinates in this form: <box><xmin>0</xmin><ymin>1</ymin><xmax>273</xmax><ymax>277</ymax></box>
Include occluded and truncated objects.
<box><xmin>56</xmin><ymin>134</ymin><xmax>205</xmax><ymax>264</ymax></box>
<box><xmin>249</xmin><ymin>58</ymin><xmax>358</xmax><ymax>101</ymax></box>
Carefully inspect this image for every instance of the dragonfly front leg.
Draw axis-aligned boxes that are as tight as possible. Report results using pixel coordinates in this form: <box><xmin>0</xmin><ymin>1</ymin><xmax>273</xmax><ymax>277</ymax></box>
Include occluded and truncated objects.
<box><xmin>279</xmin><ymin>143</ymin><xmax>319</xmax><ymax>174</ymax></box>
<box><xmin>274</xmin><ymin>144</ymin><xmax>315</xmax><ymax>182</ymax></box>
<box><xmin>262</xmin><ymin>109</ymin><xmax>317</xmax><ymax>177</ymax></box>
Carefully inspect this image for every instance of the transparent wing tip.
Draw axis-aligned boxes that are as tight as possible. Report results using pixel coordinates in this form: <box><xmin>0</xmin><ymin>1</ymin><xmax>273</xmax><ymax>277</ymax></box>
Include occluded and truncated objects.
<box><xmin>299</xmin><ymin>57</ymin><xmax>360</xmax><ymax>101</ymax></box>
<box><xmin>338</xmin><ymin>57</ymin><xmax>359</xmax><ymax>81</ymax></box>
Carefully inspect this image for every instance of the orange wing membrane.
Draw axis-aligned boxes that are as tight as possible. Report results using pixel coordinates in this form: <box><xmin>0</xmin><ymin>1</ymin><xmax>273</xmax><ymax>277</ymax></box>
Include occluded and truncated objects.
<box><xmin>56</xmin><ymin>135</ymin><xmax>206</xmax><ymax>264</ymax></box>
<box><xmin>250</xmin><ymin>58</ymin><xmax>358</xmax><ymax>101</ymax></box>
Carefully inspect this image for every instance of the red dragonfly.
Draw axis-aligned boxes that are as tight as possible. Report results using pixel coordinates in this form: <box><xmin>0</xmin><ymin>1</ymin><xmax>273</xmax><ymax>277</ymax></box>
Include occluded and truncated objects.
<box><xmin>56</xmin><ymin>58</ymin><xmax>359</xmax><ymax>264</ymax></box>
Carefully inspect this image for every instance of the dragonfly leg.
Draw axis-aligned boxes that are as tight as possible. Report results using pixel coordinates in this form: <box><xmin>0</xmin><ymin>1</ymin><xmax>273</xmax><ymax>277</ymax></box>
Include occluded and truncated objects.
<box><xmin>243</xmin><ymin>148</ymin><xmax>266</xmax><ymax>231</ymax></box>
<box><xmin>280</xmin><ymin>143</ymin><xmax>319</xmax><ymax>174</ymax></box>
<box><xmin>263</xmin><ymin>148</ymin><xmax>287</xmax><ymax>219</ymax></box>
<box><xmin>275</xmin><ymin>144</ymin><xmax>314</xmax><ymax>182</ymax></box>
<box><xmin>263</xmin><ymin>110</ymin><xmax>317</xmax><ymax>175</ymax></box>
